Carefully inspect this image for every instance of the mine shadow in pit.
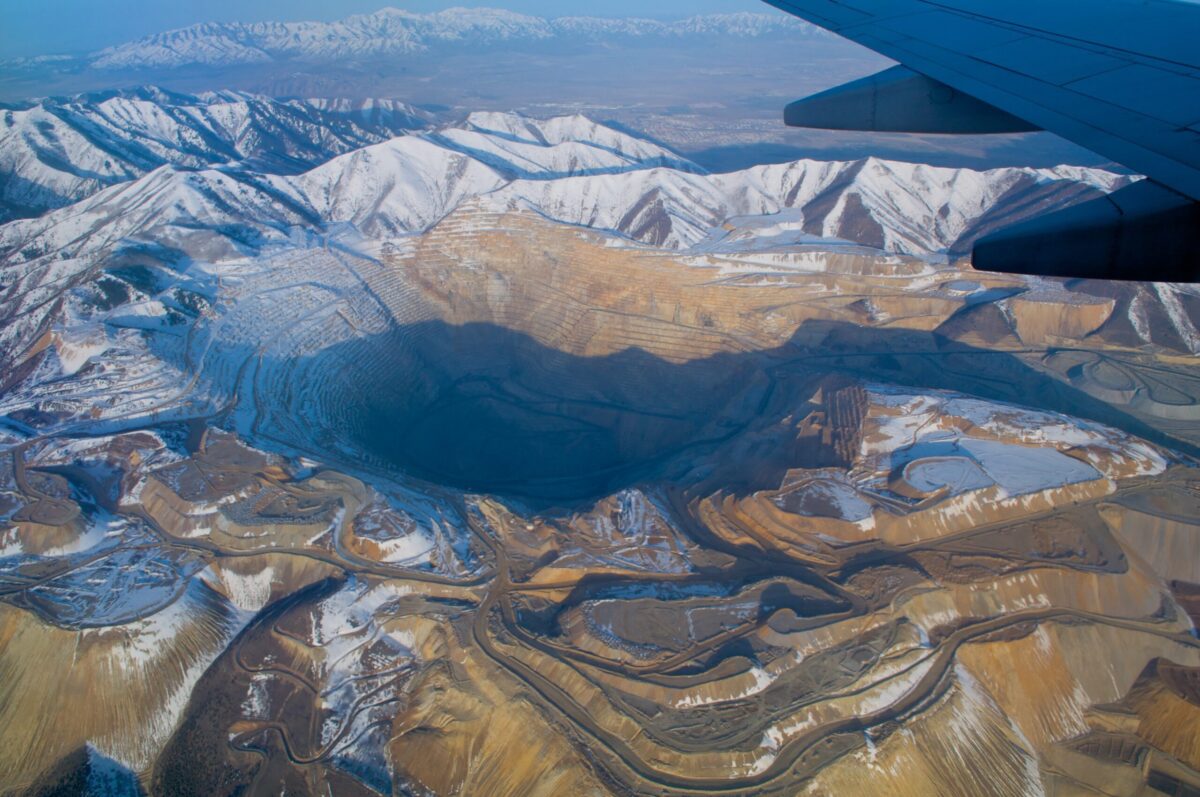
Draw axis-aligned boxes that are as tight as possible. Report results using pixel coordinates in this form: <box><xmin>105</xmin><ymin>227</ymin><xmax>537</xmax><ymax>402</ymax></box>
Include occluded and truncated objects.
<box><xmin>257</xmin><ymin>318</ymin><xmax>1196</xmax><ymax>510</ymax></box>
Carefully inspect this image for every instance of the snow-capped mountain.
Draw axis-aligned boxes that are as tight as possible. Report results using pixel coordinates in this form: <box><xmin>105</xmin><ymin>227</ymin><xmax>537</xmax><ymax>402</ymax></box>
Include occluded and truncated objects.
<box><xmin>281</xmin><ymin>113</ymin><xmax>1130</xmax><ymax>251</ymax></box>
<box><xmin>479</xmin><ymin>156</ymin><xmax>1130</xmax><ymax>252</ymax></box>
<box><xmin>451</xmin><ymin>112</ymin><xmax>698</xmax><ymax>176</ymax></box>
<box><xmin>0</xmin><ymin>111</ymin><xmax>1132</xmax><ymax>262</ymax></box>
<box><xmin>0</xmin><ymin>87</ymin><xmax>431</xmax><ymax>222</ymax></box>
<box><xmin>291</xmin><ymin>137</ymin><xmax>507</xmax><ymax>236</ymax></box>
<box><xmin>87</xmin><ymin>9</ymin><xmax>824</xmax><ymax>70</ymax></box>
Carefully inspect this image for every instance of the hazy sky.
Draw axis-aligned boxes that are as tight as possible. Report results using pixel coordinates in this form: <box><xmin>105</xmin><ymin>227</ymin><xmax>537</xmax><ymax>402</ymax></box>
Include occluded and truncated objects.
<box><xmin>0</xmin><ymin>0</ymin><xmax>777</xmax><ymax>58</ymax></box>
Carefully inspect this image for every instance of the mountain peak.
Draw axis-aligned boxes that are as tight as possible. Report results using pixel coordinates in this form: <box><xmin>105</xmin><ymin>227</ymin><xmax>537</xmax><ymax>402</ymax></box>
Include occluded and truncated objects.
<box><xmin>367</xmin><ymin>6</ymin><xmax>416</xmax><ymax>16</ymax></box>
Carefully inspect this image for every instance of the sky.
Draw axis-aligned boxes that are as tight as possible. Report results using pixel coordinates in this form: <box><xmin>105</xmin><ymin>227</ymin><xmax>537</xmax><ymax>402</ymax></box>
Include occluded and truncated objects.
<box><xmin>0</xmin><ymin>0</ymin><xmax>775</xmax><ymax>58</ymax></box>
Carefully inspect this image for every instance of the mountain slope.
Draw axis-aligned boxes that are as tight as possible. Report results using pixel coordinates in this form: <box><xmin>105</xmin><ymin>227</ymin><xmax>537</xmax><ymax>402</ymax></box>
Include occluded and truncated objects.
<box><xmin>716</xmin><ymin>158</ymin><xmax>1131</xmax><ymax>256</ymax></box>
<box><xmin>0</xmin><ymin>111</ymin><xmax>1133</xmax><ymax>262</ymax></box>
<box><xmin>291</xmin><ymin>136</ymin><xmax>506</xmax><ymax>236</ymax></box>
<box><xmin>0</xmin><ymin>165</ymin><xmax>314</xmax><ymax>362</ymax></box>
<box><xmin>0</xmin><ymin>87</ymin><xmax>430</xmax><ymax>222</ymax></box>
<box><xmin>478</xmin><ymin>140</ymin><xmax>1130</xmax><ymax>252</ymax></box>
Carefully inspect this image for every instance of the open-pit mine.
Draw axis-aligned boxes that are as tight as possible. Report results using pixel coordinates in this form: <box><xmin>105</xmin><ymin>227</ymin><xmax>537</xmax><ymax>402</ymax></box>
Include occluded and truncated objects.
<box><xmin>2</xmin><ymin>111</ymin><xmax>1200</xmax><ymax>797</ymax></box>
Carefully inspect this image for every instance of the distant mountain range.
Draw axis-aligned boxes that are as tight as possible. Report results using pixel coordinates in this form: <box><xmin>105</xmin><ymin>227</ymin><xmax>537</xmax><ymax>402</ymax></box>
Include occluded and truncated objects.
<box><xmin>7</xmin><ymin>9</ymin><xmax>824</xmax><ymax>71</ymax></box>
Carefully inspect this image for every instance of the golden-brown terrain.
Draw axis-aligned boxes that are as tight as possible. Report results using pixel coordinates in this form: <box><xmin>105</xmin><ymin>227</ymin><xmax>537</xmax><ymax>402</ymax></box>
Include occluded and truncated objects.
<box><xmin>2</xmin><ymin>206</ymin><xmax>1200</xmax><ymax>796</ymax></box>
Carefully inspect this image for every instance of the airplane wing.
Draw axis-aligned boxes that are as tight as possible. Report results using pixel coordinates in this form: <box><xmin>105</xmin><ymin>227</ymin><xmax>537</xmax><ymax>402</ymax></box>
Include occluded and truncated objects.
<box><xmin>761</xmin><ymin>0</ymin><xmax>1200</xmax><ymax>281</ymax></box>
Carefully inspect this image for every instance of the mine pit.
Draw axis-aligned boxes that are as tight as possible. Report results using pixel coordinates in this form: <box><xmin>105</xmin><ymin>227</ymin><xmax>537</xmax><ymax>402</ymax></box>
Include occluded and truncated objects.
<box><xmin>306</xmin><ymin>321</ymin><xmax>776</xmax><ymax>502</ymax></box>
<box><xmin>213</xmin><ymin>214</ymin><xmax>1191</xmax><ymax>518</ymax></box>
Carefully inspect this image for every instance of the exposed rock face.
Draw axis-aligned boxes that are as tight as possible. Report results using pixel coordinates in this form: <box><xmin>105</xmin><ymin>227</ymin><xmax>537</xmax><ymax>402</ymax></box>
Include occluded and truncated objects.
<box><xmin>1007</xmin><ymin>287</ymin><xmax>1116</xmax><ymax>345</ymax></box>
<box><xmin>0</xmin><ymin>581</ymin><xmax>246</xmax><ymax>785</ymax></box>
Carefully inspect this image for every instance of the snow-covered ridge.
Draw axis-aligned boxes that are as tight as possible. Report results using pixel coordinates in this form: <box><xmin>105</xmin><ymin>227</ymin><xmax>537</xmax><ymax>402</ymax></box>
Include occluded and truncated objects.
<box><xmin>0</xmin><ymin>110</ymin><xmax>1132</xmax><ymax>269</ymax></box>
<box><xmin>89</xmin><ymin>8</ymin><xmax>824</xmax><ymax>69</ymax></box>
<box><xmin>0</xmin><ymin>87</ymin><xmax>430</xmax><ymax>222</ymax></box>
<box><xmin>290</xmin><ymin>112</ymin><xmax>1129</xmax><ymax>253</ymax></box>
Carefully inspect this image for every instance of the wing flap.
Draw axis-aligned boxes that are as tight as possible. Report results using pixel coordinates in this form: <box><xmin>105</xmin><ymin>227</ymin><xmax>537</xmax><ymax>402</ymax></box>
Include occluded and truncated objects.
<box><xmin>972</xmin><ymin>180</ymin><xmax>1200</xmax><ymax>282</ymax></box>
<box><xmin>785</xmin><ymin>65</ymin><xmax>1038</xmax><ymax>133</ymax></box>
